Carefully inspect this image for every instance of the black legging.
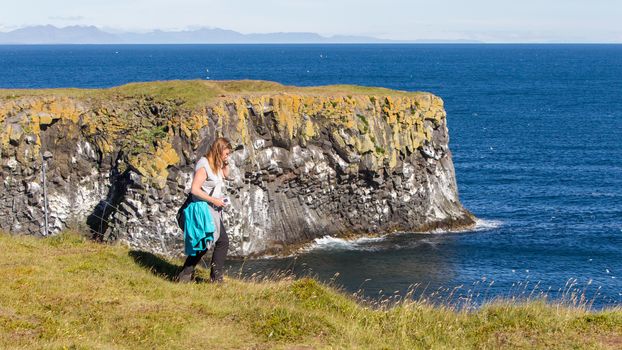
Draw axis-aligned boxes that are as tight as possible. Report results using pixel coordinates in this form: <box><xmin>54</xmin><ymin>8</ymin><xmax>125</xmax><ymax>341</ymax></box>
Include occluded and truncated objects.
<box><xmin>181</xmin><ymin>221</ymin><xmax>229</xmax><ymax>282</ymax></box>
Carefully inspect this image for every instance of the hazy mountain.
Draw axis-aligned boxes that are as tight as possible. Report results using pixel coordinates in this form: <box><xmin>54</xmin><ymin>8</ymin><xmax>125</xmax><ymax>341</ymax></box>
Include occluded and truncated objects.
<box><xmin>0</xmin><ymin>25</ymin><xmax>120</xmax><ymax>44</ymax></box>
<box><xmin>118</xmin><ymin>27</ymin><xmax>246</xmax><ymax>44</ymax></box>
<box><xmin>0</xmin><ymin>25</ymin><xmax>481</xmax><ymax>44</ymax></box>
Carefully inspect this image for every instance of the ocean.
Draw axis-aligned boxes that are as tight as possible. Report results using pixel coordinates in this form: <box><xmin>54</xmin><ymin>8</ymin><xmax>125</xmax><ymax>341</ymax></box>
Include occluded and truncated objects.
<box><xmin>1</xmin><ymin>44</ymin><xmax>621</xmax><ymax>308</ymax></box>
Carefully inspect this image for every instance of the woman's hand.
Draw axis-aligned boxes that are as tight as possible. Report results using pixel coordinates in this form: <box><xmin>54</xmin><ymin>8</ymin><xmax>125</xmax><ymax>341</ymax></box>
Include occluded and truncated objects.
<box><xmin>211</xmin><ymin>198</ymin><xmax>226</xmax><ymax>208</ymax></box>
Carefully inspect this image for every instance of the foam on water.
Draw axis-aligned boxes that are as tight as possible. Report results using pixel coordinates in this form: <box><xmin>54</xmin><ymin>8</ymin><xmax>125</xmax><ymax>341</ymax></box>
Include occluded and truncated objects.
<box><xmin>302</xmin><ymin>235</ymin><xmax>387</xmax><ymax>252</ymax></box>
<box><xmin>425</xmin><ymin>218</ymin><xmax>503</xmax><ymax>234</ymax></box>
<box><xmin>473</xmin><ymin>218</ymin><xmax>504</xmax><ymax>231</ymax></box>
<box><xmin>304</xmin><ymin>218</ymin><xmax>504</xmax><ymax>252</ymax></box>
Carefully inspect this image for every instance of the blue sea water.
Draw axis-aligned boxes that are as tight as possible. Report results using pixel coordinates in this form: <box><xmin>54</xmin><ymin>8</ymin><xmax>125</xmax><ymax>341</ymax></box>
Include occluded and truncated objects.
<box><xmin>1</xmin><ymin>44</ymin><xmax>621</xmax><ymax>308</ymax></box>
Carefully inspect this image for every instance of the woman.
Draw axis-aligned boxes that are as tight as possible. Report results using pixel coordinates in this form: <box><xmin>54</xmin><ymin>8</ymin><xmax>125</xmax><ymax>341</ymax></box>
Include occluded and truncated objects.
<box><xmin>177</xmin><ymin>137</ymin><xmax>232</xmax><ymax>283</ymax></box>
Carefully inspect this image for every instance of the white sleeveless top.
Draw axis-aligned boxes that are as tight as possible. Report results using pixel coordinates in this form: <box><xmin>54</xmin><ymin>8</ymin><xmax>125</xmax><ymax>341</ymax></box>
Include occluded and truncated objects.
<box><xmin>193</xmin><ymin>157</ymin><xmax>225</xmax><ymax>201</ymax></box>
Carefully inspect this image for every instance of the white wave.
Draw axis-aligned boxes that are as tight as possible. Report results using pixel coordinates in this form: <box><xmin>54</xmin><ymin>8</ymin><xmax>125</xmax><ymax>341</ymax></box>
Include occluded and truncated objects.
<box><xmin>427</xmin><ymin>218</ymin><xmax>504</xmax><ymax>234</ymax></box>
<box><xmin>302</xmin><ymin>235</ymin><xmax>387</xmax><ymax>252</ymax></box>
<box><xmin>473</xmin><ymin>218</ymin><xmax>504</xmax><ymax>231</ymax></box>
<box><xmin>314</xmin><ymin>235</ymin><xmax>386</xmax><ymax>245</ymax></box>
<box><xmin>299</xmin><ymin>218</ymin><xmax>504</xmax><ymax>253</ymax></box>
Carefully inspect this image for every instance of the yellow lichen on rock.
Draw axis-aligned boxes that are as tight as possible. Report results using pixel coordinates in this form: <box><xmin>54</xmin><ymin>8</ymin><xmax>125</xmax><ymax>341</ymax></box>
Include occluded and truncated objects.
<box><xmin>388</xmin><ymin>149</ymin><xmax>398</xmax><ymax>168</ymax></box>
<box><xmin>234</xmin><ymin>97</ymin><xmax>251</xmax><ymax>145</ymax></box>
<box><xmin>272</xmin><ymin>95</ymin><xmax>302</xmax><ymax>139</ymax></box>
<box><xmin>303</xmin><ymin>118</ymin><xmax>316</xmax><ymax>138</ymax></box>
<box><xmin>93</xmin><ymin>135</ymin><xmax>113</xmax><ymax>154</ymax></box>
<box><xmin>1</xmin><ymin>125</ymin><xmax>11</xmax><ymax>150</ymax></box>
<box><xmin>413</xmin><ymin>94</ymin><xmax>432</xmax><ymax>111</ymax></box>
<box><xmin>211</xmin><ymin>102</ymin><xmax>228</xmax><ymax>137</ymax></box>
<box><xmin>128</xmin><ymin>141</ymin><xmax>180</xmax><ymax>189</ymax></box>
<box><xmin>47</xmin><ymin>97</ymin><xmax>82</xmax><ymax>123</ymax></box>
<box><xmin>28</xmin><ymin>97</ymin><xmax>83</xmax><ymax>130</ymax></box>
<box><xmin>356</xmin><ymin>134</ymin><xmax>376</xmax><ymax>154</ymax></box>
<box><xmin>156</xmin><ymin>142</ymin><xmax>180</xmax><ymax>166</ymax></box>
<box><xmin>180</xmin><ymin>109</ymin><xmax>210</xmax><ymax>143</ymax></box>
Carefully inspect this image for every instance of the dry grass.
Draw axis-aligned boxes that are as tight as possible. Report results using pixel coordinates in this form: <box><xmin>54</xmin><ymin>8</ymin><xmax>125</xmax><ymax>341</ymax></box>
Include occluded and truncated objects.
<box><xmin>1</xmin><ymin>232</ymin><xmax>621</xmax><ymax>349</ymax></box>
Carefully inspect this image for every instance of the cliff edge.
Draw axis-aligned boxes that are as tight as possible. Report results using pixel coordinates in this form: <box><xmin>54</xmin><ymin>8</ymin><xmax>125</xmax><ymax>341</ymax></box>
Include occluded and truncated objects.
<box><xmin>0</xmin><ymin>80</ymin><xmax>475</xmax><ymax>256</ymax></box>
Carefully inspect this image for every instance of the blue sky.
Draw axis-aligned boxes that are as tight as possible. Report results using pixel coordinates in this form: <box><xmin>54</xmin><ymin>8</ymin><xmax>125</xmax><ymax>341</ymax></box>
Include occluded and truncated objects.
<box><xmin>1</xmin><ymin>0</ymin><xmax>620</xmax><ymax>42</ymax></box>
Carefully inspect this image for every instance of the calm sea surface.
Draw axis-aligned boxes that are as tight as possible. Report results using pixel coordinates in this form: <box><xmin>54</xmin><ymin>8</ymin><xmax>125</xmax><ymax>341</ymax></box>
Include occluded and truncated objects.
<box><xmin>1</xmin><ymin>44</ymin><xmax>621</xmax><ymax>308</ymax></box>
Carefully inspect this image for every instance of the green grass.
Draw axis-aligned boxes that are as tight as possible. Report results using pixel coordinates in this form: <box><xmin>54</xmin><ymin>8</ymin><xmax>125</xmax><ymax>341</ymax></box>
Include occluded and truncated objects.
<box><xmin>0</xmin><ymin>80</ymin><xmax>426</xmax><ymax>109</ymax></box>
<box><xmin>1</xmin><ymin>232</ymin><xmax>621</xmax><ymax>349</ymax></box>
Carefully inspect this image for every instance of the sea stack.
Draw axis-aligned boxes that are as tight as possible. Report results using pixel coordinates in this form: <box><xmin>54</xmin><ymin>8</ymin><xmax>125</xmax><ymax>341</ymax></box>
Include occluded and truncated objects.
<box><xmin>0</xmin><ymin>80</ymin><xmax>475</xmax><ymax>256</ymax></box>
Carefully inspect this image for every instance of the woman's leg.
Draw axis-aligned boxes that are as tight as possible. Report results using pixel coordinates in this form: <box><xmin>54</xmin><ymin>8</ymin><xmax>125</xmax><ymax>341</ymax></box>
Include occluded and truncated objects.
<box><xmin>210</xmin><ymin>221</ymin><xmax>229</xmax><ymax>282</ymax></box>
<box><xmin>178</xmin><ymin>248</ymin><xmax>208</xmax><ymax>282</ymax></box>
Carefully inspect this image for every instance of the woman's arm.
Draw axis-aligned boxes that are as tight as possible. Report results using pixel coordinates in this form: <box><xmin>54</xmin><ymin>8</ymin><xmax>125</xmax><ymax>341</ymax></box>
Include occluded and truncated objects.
<box><xmin>190</xmin><ymin>167</ymin><xmax>224</xmax><ymax>207</ymax></box>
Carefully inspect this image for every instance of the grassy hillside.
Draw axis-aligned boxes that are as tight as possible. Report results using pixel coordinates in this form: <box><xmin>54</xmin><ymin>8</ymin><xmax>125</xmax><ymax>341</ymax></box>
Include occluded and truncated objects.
<box><xmin>1</xmin><ymin>232</ymin><xmax>621</xmax><ymax>349</ymax></box>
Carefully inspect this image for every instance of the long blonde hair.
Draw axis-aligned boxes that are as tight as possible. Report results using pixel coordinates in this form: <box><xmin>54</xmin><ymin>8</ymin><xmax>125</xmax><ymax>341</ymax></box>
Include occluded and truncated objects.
<box><xmin>206</xmin><ymin>137</ymin><xmax>232</xmax><ymax>173</ymax></box>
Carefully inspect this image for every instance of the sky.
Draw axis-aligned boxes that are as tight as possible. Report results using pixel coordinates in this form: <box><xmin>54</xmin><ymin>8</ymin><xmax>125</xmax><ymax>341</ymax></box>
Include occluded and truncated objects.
<box><xmin>1</xmin><ymin>0</ymin><xmax>621</xmax><ymax>43</ymax></box>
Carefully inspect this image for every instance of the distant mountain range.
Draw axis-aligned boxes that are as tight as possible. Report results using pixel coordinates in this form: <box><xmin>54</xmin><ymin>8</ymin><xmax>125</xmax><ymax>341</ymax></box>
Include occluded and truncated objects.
<box><xmin>0</xmin><ymin>25</ymin><xmax>481</xmax><ymax>44</ymax></box>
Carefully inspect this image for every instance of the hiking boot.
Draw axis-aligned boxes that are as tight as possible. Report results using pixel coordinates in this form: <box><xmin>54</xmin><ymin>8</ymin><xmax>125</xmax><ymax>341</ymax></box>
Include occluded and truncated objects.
<box><xmin>210</xmin><ymin>268</ymin><xmax>225</xmax><ymax>283</ymax></box>
<box><xmin>177</xmin><ymin>265</ymin><xmax>195</xmax><ymax>283</ymax></box>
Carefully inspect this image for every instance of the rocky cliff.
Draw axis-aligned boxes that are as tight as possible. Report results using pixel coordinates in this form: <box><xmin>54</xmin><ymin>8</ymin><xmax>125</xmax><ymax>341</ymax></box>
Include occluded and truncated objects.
<box><xmin>0</xmin><ymin>80</ymin><xmax>474</xmax><ymax>257</ymax></box>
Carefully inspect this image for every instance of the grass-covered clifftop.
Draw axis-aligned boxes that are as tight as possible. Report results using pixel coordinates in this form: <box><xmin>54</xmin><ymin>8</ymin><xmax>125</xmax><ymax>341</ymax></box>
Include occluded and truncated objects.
<box><xmin>1</xmin><ymin>232</ymin><xmax>621</xmax><ymax>349</ymax></box>
<box><xmin>0</xmin><ymin>80</ymin><xmax>427</xmax><ymax>108</ymax></box>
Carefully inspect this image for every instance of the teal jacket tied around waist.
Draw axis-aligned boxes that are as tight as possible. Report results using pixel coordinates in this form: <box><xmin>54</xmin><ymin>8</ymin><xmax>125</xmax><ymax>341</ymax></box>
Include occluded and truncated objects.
<box><xmin>183</xmin><ymin>201</ymin><xmax>215</xmax><ymax>256</ymax></box>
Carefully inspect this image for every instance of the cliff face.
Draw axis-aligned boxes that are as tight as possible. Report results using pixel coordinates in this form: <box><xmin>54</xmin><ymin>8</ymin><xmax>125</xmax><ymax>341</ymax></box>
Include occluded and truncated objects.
<box><xmin>0</xmin><ymin>80</ymin><xmax>474</xmax><ymax>256</ymax></box>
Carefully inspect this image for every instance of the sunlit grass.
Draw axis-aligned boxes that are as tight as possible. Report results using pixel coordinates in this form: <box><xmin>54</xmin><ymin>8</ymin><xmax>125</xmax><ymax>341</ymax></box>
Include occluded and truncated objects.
<box><xmin>1</xmin><ymin>231</ymin><xmax>621</xmax><ymax>349</ymax></box>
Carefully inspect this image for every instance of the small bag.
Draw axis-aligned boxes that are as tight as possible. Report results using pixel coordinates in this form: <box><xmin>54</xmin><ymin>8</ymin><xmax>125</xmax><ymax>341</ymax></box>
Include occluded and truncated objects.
<box><xmin>175</xmin><ymin>193</ymin><xmax>193</xmax><ymax>230</ymax></box>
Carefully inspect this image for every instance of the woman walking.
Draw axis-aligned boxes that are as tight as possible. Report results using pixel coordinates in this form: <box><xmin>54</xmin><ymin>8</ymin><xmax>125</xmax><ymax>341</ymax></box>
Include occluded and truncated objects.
<box><xmin>177</xmin><ymin>137</ymin><xmax>232</xmax><ymax>283</ymax></box>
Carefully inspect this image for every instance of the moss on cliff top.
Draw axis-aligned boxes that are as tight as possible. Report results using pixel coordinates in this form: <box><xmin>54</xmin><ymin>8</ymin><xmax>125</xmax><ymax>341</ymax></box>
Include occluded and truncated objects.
<box><xmin>0</xmin><ymin>79</ymin><xmax>427</xmax><ymax>109</ymax></box>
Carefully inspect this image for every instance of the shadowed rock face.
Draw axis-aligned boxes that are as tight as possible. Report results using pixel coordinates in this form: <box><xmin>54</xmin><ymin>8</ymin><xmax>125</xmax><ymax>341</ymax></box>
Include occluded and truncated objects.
<box><xmin>0</xmin><ymin>81</ymin><xmax>474</xmax><ymax>257</ymax></box>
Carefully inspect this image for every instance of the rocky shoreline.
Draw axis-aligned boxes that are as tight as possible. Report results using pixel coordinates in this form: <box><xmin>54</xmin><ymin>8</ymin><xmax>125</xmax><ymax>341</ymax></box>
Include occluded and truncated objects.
<box><xmin>0</xmin><ymin>80</ymin><xmax>475</xmax><ymax>257</ymax></box>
